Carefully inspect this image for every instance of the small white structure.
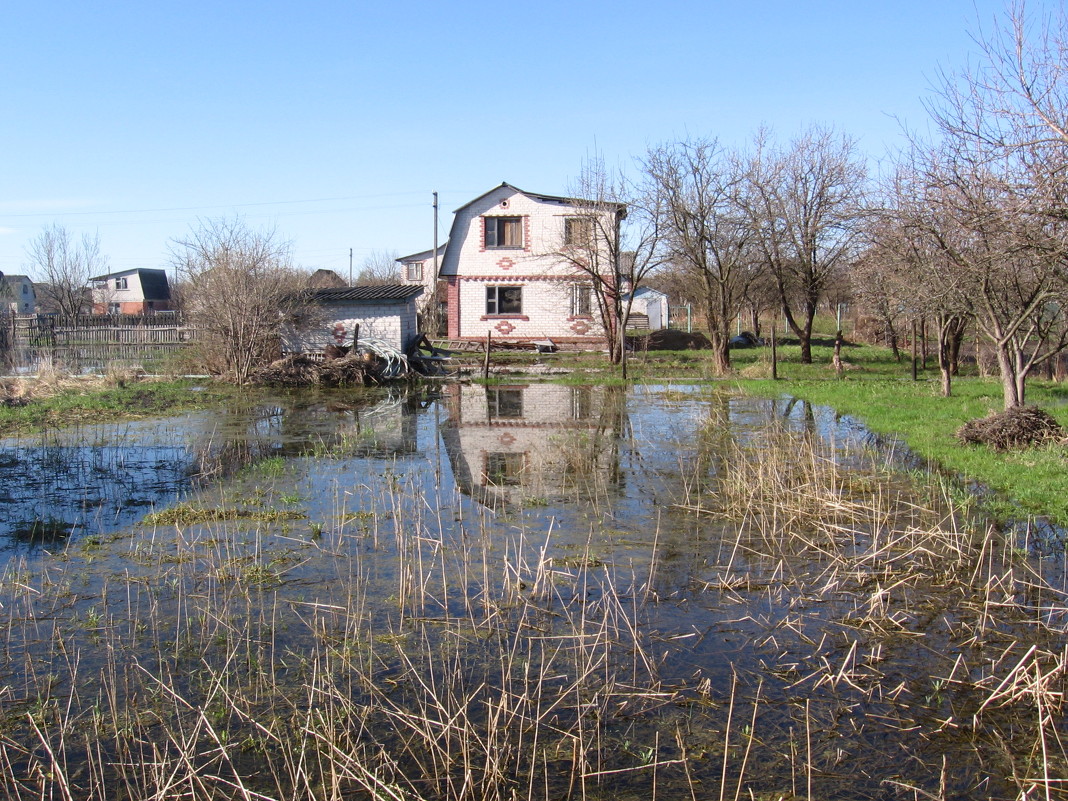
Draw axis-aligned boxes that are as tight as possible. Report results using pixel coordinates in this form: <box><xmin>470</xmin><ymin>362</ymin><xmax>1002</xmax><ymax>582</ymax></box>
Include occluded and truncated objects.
<box><xmin>283</xmin><ymin>285</ymin><xmax>424</xmax><ymax>354</ymax></box>
<box><xmin>0</xmin><ymin>274</ymin><xmax>36</xmax><ymax>313</ymax></box>
<box><xmin>438</xmin><ymin>183</ymin><xmax>624</xmax><ymax>345</ymax></box>
<box><xmin>625</xmin><ymin>287</ymin><xmax>669</xmax><ymax>330</ymax></box>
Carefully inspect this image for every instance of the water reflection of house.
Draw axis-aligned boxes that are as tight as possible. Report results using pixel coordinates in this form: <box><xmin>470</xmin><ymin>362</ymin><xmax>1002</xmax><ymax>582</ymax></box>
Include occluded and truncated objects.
<box><xmin>441</xmin><ymin>383</ymin><xmax>623</xmax><ymax>508</ymax></box>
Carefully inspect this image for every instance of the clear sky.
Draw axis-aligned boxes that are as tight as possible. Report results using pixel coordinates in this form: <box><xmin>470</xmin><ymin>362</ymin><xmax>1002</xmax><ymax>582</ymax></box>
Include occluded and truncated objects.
<box><xmin>1</xmin><ymin>0</ymin><xmax>1013</xmax><ymax>280</ymax></box>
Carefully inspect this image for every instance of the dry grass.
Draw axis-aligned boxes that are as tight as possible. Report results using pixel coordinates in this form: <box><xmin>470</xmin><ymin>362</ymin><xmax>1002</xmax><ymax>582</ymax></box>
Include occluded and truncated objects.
<box><xmin>1</xmin><ymin>393</ymin><xmax>1067</xmax><ymax>800</ymax></box>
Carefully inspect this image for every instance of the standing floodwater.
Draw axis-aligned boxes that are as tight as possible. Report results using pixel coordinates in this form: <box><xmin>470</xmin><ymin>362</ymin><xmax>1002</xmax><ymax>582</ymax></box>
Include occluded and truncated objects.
<box><xmin>0</xmin><ymin>383</ymin><xmax>1064</xmax><ymax>800</ymax></box>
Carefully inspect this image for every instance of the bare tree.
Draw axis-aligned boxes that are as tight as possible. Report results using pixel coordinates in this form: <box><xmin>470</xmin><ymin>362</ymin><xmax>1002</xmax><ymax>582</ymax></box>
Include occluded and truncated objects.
<box><xmin>862</xmin><ymin>165</ymin><xmax>973</xmax><ymax>396</ymax></box>
<box><xmin>558</xmin><ymin>158</ymin><xmax>663</xmax><ymax>371</ymax></box>
<box><xmin>355</xmin><ymin>250</ymin><xmax>400</xmax><ymax>285</ymax></box>
<box><xmin>920</xmin><ymin>2</ymin><xmax>1068</xmax><ymax>407</ymax></box>
<box><xmin>920</xmin><ymin>148</ymin><xmax>1068</xmax><ymax>406</ymax></box>
<box><xmin>172</xmin><ymin>218</ymin><xmax>306</xmax><ymax>384</ymax></box>
<box><xmin>644</xmin><ymin>138</ymin><xmax>753</xmax><ymax>373</ymax></box>
<box><xmin>25</xmin><ymin>223</ymin><xmax>106</xmax><ymax>316</ymax></box>
<box><xmin>744</xmin><ymin>126</ymin><xmax>869</xmax><ymax>363</ymax></box>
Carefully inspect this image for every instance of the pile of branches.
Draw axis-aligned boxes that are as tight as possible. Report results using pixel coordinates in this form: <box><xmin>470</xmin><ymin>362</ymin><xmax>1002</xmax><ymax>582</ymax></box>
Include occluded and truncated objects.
<box><xmin>251</xmin><ymin>338</ymin><xmax>416</xmax><ymax>387</ymax></box>
<box><xmin>957</xmin><ymin>405</ymin><xmax>1065</xmax><ymax>450</ymax></box>
<box><xmin>629</xmin><ymin>329</ymin><xmax>713</xmax><ymax>351</ymax></box>
<box><xmin>251</xmin><ymin>353</ymin><xmax>375</xmax><ymax>387</ymax></box>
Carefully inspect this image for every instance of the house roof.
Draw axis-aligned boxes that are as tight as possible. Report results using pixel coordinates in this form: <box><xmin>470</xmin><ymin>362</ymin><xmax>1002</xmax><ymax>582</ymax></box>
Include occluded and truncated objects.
<box><xmin>0</xmin><ymin>274</ymin><xmax>31</xmax><ymax>282</ymax></box>
<box><xmin>452</xmin><ymin>182</ymin><xmax>626</xmax><ymax>214</ymax></box>
<box><xmin>630</xmin><ymin>287</ymin><xmax>667</xmax><ymax>299</ymax></box>
<box><xmin>306</xmin><ymin>268</ymin><xmax>347</xmax><ymax>288</ymax></box>
<box><xmin>304</xmin><ymin>284</ymin><xmax>424</xmax><ymax>303</ymax></box>
<box><xmin>396</xmin><ymin>244</ymin><xmax>447</xmax><ymax>263</ymax></box>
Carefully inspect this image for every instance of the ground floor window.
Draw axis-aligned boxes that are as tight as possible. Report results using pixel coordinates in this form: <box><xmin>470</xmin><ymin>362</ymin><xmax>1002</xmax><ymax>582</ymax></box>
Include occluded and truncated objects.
<box><xmin>570</xmin><ymin>284</ymin><xmax>592</xmax><ymax>316</ymax></box>
<box><xmin>486</xmin><ymin>285</ymin><xmax>522</xmax><ymax>315</ymax></box>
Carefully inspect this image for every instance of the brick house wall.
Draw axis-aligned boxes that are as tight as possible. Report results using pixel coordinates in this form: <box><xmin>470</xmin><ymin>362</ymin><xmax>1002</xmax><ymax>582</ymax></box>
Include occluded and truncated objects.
<box><xmin>439</xmin><ymin>184</ymin><xmax>617</xmax><ymax>343</ymax></box>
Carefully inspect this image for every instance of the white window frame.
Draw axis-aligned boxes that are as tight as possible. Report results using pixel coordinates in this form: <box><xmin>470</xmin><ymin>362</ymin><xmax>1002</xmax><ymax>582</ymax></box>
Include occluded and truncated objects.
<box><xmin>485</xmin><ymin>216</ymin><xmax>523</xmax><ymax>249</ymax></box>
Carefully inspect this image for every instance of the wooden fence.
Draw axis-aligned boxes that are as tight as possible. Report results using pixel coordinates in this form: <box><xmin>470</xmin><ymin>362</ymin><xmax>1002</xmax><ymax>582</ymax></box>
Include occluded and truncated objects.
<box><xmin>0</xmin><ymin>313</ymin><xmax>195</xmax><ymax>372</ymax></box>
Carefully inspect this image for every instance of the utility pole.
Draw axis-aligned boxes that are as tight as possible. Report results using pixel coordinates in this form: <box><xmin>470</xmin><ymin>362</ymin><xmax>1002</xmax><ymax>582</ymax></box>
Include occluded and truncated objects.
<box><xmin>349</xmin><ymin>248</ymin><xmax>353</xmax><ymax>286</ymax></box>
<box><xmin>432</xmin><ymin>191</ymin><xmax>439</xmax><ymax>284</ymax></box>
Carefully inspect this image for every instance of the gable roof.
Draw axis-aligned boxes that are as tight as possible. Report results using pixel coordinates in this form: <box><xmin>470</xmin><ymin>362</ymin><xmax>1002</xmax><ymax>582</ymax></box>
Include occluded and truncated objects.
<box><xmin>452</xmin><ymin>182</ymin><xmax>625</xmax><ymax>214</ymax></box>
<box><xmin>306</xmin><ymin>268</ymin><xmax>347</xmax><ymax>288</ymax></box>
<box><xmin>303</xmin><ymin>284</ymin><xmax>423</xmax><ymax>304</ymax></box>
<box><xmin>396</xmin><ymin>244</ymin><xmax>447</xmax><ymax>263</ymax></box>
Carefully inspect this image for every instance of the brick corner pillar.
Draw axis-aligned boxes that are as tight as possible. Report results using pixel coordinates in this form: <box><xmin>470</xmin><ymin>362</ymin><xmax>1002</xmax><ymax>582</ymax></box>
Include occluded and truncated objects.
<box><xmin>447</xmin><ymin>276</ymin><xmax>460</xmax><ymax>339</ymax></box>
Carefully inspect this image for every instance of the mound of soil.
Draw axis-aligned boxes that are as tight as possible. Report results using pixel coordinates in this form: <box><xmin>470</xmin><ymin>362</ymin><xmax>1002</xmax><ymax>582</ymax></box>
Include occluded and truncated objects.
<box><xmin>636</xmin><ymin>329</ymin><xmax>713</xmax><ymax>351</ymax></box>
<box><xmin>956</xmin><ymin>405</ymin><xmax>1064</xmax><ymax>450</ymax></box>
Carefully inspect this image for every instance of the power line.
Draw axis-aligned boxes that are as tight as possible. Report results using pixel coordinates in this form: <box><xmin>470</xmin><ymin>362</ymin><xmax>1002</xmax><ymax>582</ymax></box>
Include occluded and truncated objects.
<box><xmin>0</xmin><ymin>191</ymin><xmax>434</xmax><ymax>219</ymax></box>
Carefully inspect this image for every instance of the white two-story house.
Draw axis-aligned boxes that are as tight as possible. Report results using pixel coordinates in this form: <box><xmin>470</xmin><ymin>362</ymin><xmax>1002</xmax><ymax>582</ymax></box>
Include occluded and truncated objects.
<box><xmin>434</xmin><ymin>183</ymin><xmax>624</xmax><ymax>345</ymax></box>
<box><xmin>90</xmin><ymin>268</ymin><xmax>173</xmax><ymax>315</ymax></box>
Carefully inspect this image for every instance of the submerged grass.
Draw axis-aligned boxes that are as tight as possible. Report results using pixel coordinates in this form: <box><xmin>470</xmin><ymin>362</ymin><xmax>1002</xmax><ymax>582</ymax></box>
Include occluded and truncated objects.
<box><xmin>734</xmin><ymin>376</ymin><xmax>1068</xmax><ymax>524</ymax></box>
<box><xmin>142</xmin><ymin>502</ymin><xmax>307</xmax><ymax>526</ymax></box>
<box><xmin>0</xmin><ymin>386</ymin><xmax>1065</xmax><ymax>800</ymax></box>
<box><xmin>0</xmin><ymin>377</ymin><xmax>235</xmax><ymax>436</ymax></box>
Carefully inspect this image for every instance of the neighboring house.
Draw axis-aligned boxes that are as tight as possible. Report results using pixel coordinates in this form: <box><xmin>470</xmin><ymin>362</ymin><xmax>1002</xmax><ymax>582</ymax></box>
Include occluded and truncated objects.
<box><xmin>624</xmin><ymin>287</ymin><xmax>669</xmax><ymax>330</ymax></box>
<box><xmin>90</xmin><ymin>268</ymin><xmax>172</xmax><ymax>314</ymax></box>
<box><xmin>437</xmin><ymin>183</ymin><xmax>624</xmax><ymax>344</ymax></box>
<box><xmin>0</xmin><ymin>274</ymin><xmax>36</xmax><ymax>313</ymax></box>
<box><xmin>397</xmin><ymin>244</ymin><xmax>446</xmax><ymax>308</ymax></box>
<box><xmin>306</xmin><ymin>268</ymin><xmax>348</xmax><ymax>288</ymax></box>
<box><xmin>282</xmin><ymin>284</ymin><xmax>424</xmax><ymax>355</ymax></box>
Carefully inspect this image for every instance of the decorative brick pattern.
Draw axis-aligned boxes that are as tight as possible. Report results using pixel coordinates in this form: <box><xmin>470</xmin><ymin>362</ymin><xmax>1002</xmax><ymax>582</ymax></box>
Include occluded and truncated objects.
<box><xmin>442</xmin><ymin>185</ymin><xmax>616</xmax><ymax>341</ymax></box>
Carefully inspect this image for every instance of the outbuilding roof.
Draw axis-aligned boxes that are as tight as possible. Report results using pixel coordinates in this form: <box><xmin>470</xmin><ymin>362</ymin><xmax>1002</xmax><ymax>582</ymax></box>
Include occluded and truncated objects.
<box><xmin>304</xmin><ymin>285</ymin><xmax>424</xmax><ymax>303</ymax></box>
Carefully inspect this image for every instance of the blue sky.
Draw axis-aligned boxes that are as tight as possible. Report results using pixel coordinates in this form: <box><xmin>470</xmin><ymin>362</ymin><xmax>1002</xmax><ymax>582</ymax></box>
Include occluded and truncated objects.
<box><xmin>1</xmin><ymin>0</ymin><xmax>1011</xmax><ymax>279</ymax></box>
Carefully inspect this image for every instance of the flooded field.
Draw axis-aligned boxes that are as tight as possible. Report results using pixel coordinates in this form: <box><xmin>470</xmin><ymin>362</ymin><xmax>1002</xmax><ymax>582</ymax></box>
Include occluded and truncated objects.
<box><xmin>0</xmin><ymin>383</ymin><xmax>1065</xmax><ymax>800</ymax></box>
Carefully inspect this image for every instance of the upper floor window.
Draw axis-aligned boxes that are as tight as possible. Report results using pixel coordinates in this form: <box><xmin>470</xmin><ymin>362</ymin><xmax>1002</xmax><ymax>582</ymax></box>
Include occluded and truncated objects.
<box><xmin>115</xmin><ymin>277</ymin><xmax>128</xmax><ymax>290</ymax></box>
<box><xmin>406</xmin><ymin>261</ymin><xmax>424</xmax><ymax>281</ymax></box>
<box><xmin>485</xmin><ymin>216</ymin><xmax>523</xmax><ymax>248</ymax></box>
<box><xmin>487</xmin><ymin>387</ymin><xmax>523</xmax><ymax>419</ymax></box>
<box><xmin>564</xmin><ymin>217</ymin><xmax>593</xmax><ymax>247</ymax></box>
<box><xmin>21</xmin><ymin>283</ymin><xmax>28</xmax><ymax>295</ymax></box>
<box><xmin>486</xmin><ymin>285</ymin><xmax>522</xmax><ymax>315</ymax></box>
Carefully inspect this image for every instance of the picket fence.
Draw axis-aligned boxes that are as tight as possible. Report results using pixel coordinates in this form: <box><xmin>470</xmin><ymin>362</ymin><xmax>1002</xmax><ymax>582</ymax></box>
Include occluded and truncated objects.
<box><xmin>0</xmin><ymin>313</ymin><xmax>195</xmax><ymax>372</ymax></box>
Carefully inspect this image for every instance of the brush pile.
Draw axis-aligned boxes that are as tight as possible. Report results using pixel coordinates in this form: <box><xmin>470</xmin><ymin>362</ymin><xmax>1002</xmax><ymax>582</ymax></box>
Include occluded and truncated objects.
<box><xmin>252</xmin><ymin>338</ymin><xmax>415</xmax><ymax>386</ymax></box>
<box><xmin>956</xmin><ymin>404</ymin><xmax>1064</xmax><ymax>449</ymax></box>
<box><xmin>629</xmin><ymin>329</ymin><xmax>713</xmax><ymax>350</ymax></box>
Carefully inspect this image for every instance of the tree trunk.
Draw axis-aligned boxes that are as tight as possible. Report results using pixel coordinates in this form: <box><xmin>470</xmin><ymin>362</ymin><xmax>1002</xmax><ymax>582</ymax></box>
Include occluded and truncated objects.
<box><xmin>995</xmin><ymin>345</ymin><xmax>1023</xmax><ymax>408</ymax></box>
<box><xmin>708</xmin><ymin>331</ymin><xmax>731</xmax><ymax>375</ymax></box>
